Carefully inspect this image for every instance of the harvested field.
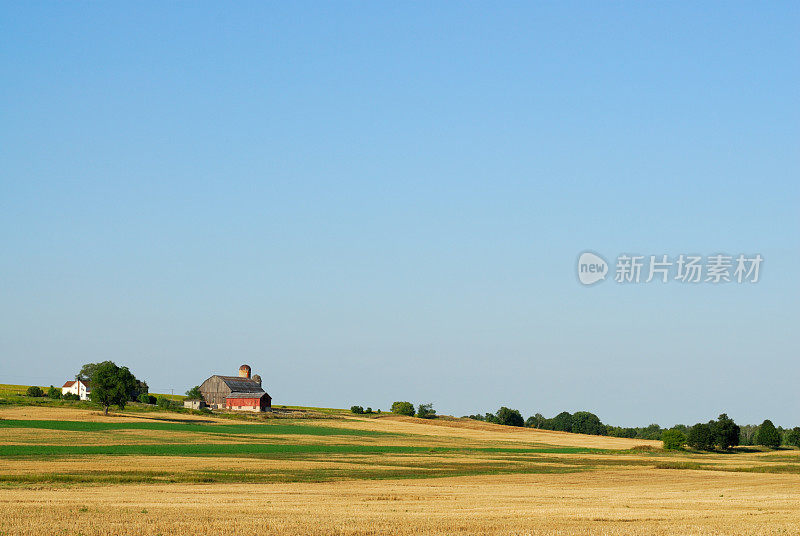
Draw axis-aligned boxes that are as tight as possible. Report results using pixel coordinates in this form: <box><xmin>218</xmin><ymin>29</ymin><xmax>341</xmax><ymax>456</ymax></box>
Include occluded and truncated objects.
<box><xmin>0</xmin><ymin>404</ymin><xmax>798</xmax><ymax>535</ymax></box>
<box><xmin>2</xmin><ymin>471</ymin><xmax>800</xmax><ymax>535</ymax></box>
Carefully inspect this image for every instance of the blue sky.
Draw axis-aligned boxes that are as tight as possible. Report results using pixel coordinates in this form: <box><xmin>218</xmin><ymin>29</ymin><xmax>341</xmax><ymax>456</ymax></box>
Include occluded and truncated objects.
<box><xmin>1</xmin><ymin>2</ymin><xmax>798</xmax><ymax>426</ymax></box>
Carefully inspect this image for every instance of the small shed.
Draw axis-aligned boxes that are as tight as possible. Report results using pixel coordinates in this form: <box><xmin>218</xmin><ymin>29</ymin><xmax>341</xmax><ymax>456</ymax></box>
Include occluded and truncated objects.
<box><xmin>184</xmin><ymin>399</ymin><xmax>206</xmax><ymax>410</ymax></box>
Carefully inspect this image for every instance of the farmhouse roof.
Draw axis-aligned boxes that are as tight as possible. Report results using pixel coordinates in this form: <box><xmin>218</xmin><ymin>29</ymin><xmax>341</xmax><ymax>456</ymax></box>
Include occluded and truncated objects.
<box><xmin>62</xmin><ymin>380</ymin><xmax>91</xmax><ymax>389</ymax></box>
<box><xmin>216</xmin><ymin>375</ymin><xmax>264</xmax><ymax>393</ymax></box>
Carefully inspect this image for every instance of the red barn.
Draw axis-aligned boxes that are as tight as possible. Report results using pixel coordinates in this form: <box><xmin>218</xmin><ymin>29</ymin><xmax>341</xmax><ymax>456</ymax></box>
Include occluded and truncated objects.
<box><xmin>225</xmin><ymin>392</ymin><xmax>271</xmax><ymax>412</ymax></box>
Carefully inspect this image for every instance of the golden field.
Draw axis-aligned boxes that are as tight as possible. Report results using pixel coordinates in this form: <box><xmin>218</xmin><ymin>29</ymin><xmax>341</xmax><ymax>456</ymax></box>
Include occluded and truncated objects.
<box><xmin>4</xmin><ymin>471</ymin><xmax>800</xmax><ymax>535</ymax></box>
<box><xmin>0</xmin><ymin>404</ymin><xmax>798</xmax><ymax>535</ymax></box>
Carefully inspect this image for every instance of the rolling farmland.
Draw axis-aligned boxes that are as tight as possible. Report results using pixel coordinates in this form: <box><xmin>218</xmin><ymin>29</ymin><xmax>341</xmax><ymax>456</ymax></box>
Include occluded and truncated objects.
<box><xmin>1</xmin><ymin>403</ymin><xmax>799</xmax><ymax>535</ymax></box>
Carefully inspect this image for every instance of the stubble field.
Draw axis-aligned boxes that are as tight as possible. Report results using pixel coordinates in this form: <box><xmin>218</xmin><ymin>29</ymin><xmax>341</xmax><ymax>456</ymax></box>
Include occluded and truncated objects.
<box><xmin>0</xmin><ymin>403</ymin><xmax>798</xmax><ymax>535</ymax></box>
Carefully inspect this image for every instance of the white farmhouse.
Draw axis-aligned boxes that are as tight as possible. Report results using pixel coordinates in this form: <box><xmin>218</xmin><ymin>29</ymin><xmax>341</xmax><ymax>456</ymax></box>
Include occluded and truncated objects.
<box><xmin>62</xmin><ymin>380</ymin><xmax>91</xmax><ymax>400</ymax></box>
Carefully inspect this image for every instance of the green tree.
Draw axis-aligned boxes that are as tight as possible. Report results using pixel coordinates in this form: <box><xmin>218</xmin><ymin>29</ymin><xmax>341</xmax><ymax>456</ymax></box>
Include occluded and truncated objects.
<box><xmin>661</xmin><ymin>429</ymin><xmax>687</xmax><ymax>450</ymax></box>
<box><xmin>416</xmin><ymin>403</ymin><xmax>436</xmax><ymax>419</ymax></box>
<box><xmin>185</xmin><ymin>386</ymin><xmax>203</xmax><ymax>400</ymax></box>
<box><xmin>755</xmin><ymin>419</ymin><xmax>781</xmax><ymax>448</ymax></box>
<box><xmin>738</xmin><ymin>424</ymin><xmax>758</xmax><ymax>446</ymax></box>
<box><xmin>26</xmin><ymin>386</ymin><xmax>44</xmax><ymax>397</ymax></box>
<box><xmin>47</xmin><ymin>385</ymin><xmax>62</xmax><ymax>399</ymax></box>
<box><xmin>571</xmin><ymin>411</ymin><xmax>606</xmax><ymax>435</ymax></box>
<box><xmin>550</xmin><ymin>411</ymin><xmax>573</xmax><ymax>432</ymax></box>
<box><xmin>78</xmin><ymin>361</ymin><xmax>146</xmax><ymax>402</ymax></box>
<box><xmin>484</xmin><ymin>412</ymin><xmax>500</xmax><ymax>424</ymax></box>
<box><xmin>138</xmin><ymin>393</ymin><xmax>155</xmax><ymax>404</ymax></box>
<box><xmin>132</xmin><ymin>380</ymin><xmax>149</xmax><ymax>401</ymax></box>
<box><xmin>76</xmin><ymin>361</ymin><xmax>111</xmax><ymax>382</ymax></box>
<box><xmin>606</xmin><ymin>426</ymin><xmax>637</xmax><ymax>438</ymax></box>
<box><xmin>390</xmin><ymin>401</ymin><xmax>415</xmax><ymax>416</ymax></box>
<box><xmin>495</xmin><ymin>407</ymin><xmax>524</xmax><ymax>427</ymax></box>
<box><xmin>525</xmin><ymin>413</ymin><xmax>546</xmax><ymax>428</ymax></box>
<box><xmin>636</xmin><ymin>424</ymin><xmax>663</xmax><ymax>440</ymax></box>
<box><xmin>350</xmin><ymin>405</ymin><xmax>364</xmax><ymax>414</ymax></box>
<box><xmin>90</xmin><ymin>362</ymin><xmax>138</xmax><ymax>415</ymax></box>
<box><xmin>786</xmin><ymin>427</ymin><xmax>800</xmax><ymax>448</ymax></box>
<box><xmin>711</xmin><ymin>413</ymin><xmax>740</xmax><ymax>450</ymax></box>
<box><xmin>687</xmin><ymin>423</ymin><xmax>714</xmax><ymax>450</ymax></box>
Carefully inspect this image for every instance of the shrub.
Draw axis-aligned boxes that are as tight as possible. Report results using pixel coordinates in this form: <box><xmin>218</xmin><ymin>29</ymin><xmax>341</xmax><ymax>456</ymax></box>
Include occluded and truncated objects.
<box><xmin>26</xmin><ymin>386</ymin><xmax>44</xmax><ymax>398</ymax></box>
<box><xmin>62</xmin><ymin>393</ymin><xmax>80</xmax><ymax>401</ymax></box>
<box><xmin>495</xmin><ymin>407</ymin><xmax>524</xmax><ymax>427</ymax></box>
<box><xmin>786</xmin><ymin>427</ymin><xmax>800</xmax><ymax>448</ymax></box>
<box><xmin>390</xmin><ymin>401</ymin><xmax>415</xmax><ymax>416</ymax></box>
<box><xmin>365</xmin><ymin>407</ymin><xmax>373</xmax><ymax>414</ymax></box>
<box><xmin>416</xmin><ymin>403</ymin><xmax>436</xmax><ymax>419</ymax></box>
<box><xmin>139</xmin><ymin>393</ymin><xmax>156</xmax><ymax>404</ymax></box>
<box><xmin>756</xmin><ymin>419</ymin><xmax>781</xmax><ymax>448</ymax></box>
<box><xmin>687</xmin><ymin>423</ymin><xmax>714</xmax><ymax>450</ymax></box>
<box><xmin>47</xmin><ymin>386</ymin><xmax>62</xmax><ymax>399</ymax></box>
<box><xmin>156</xmin><ymin>396</ymin><xmax>178</xmax><ymax>409</ymax></box>
<box><xmin>350</xmin><ymin>405</ymin><xmax>364</xmax><ymax>414</ymax></box>
<box><xmin>662</xmin><ymin>429</ymin><xmax>687</xmax><ymax>450</ymax></box>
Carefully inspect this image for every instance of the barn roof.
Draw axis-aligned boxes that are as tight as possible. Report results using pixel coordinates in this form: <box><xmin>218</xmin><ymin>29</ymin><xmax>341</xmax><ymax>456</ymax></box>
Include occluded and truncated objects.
<box><xmin>226</xmin><ymin>391</ymin><xmax>268</xmax><ymax>399</ymax></box>
<box><xmin>216</xmin><ymin>375</ymin><xmax>264</xmax><ymax>393</ymax></box>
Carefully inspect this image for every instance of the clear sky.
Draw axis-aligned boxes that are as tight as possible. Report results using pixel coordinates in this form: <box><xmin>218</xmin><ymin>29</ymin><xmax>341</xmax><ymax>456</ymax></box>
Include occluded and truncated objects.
<box><xmin>1</xmin><ymin>2</ymin><xmax>798</xmax><ymax>427</ymax></box>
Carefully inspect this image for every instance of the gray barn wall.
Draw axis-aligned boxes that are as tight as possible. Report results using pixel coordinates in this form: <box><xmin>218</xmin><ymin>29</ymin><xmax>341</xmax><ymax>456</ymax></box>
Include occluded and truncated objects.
<box><xmin>199</xmin><ymin>376</ymin><xmax>231</xmax><ymax>408</ymax></box>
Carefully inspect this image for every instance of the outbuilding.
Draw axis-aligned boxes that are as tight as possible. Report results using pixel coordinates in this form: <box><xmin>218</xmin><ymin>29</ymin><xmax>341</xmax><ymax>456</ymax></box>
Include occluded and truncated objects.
<box><xmin>183</xmin><ymin>399</ymin><xmax>207</xmax><ymax>410</ymax></box>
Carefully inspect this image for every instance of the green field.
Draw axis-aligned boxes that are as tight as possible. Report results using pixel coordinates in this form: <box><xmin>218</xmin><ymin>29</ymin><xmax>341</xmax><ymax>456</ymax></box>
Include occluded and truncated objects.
<box><xmin>0</xmin><ymin>418</ymin><xmax>393</xmax><ymax>437</ymax></box>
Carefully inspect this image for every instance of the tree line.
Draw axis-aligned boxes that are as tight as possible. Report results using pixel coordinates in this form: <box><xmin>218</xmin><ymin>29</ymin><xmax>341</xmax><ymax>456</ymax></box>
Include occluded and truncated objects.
<box><xmin>355</xmin><ymin>401</ymin><xmax>437</xmax><ymax>419</ymax></box>
<box><xmin>465</xmin><ymin>408</ymin><xmax>800</xmax><ymax>451</ymax></box>
<box><xmin>374</xmin><ymin>402</ymin><xmax>799</xmax><ymax>450</ymax></box>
